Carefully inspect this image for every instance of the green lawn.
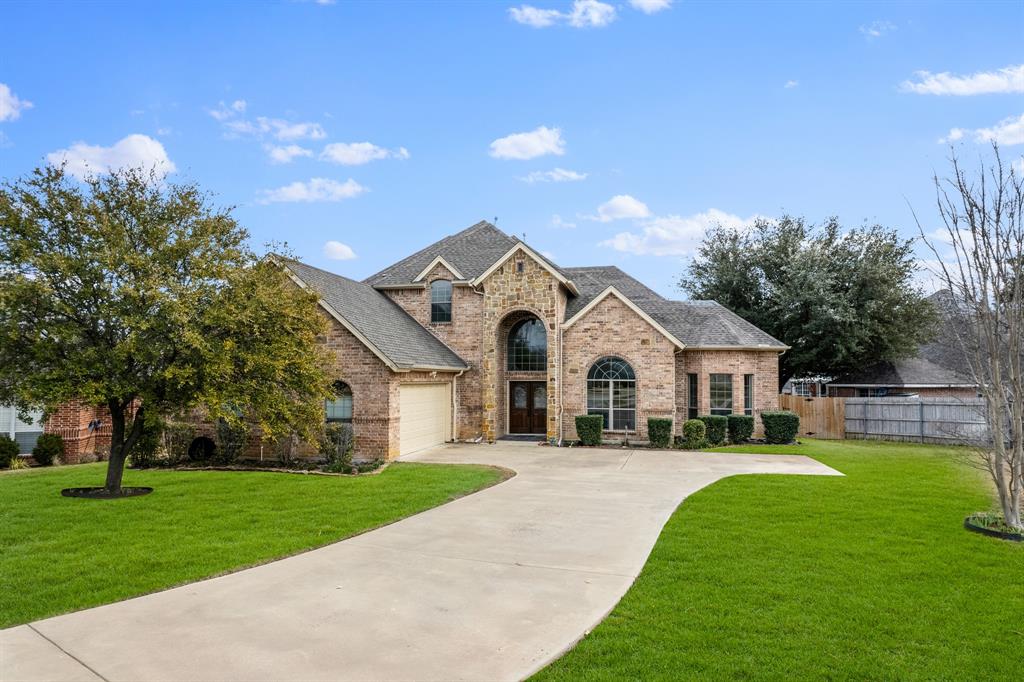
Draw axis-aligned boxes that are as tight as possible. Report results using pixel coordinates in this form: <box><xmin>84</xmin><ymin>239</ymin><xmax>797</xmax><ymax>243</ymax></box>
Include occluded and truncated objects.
<box><xmin>536</xmin><ymin>439</ymin><xmax>1024</xmax><ymax>681</ymax></box>
<box><xmin>0</xmin><ymin>462</ymin><xmax>503</xmax><ymax>629</ymax></box>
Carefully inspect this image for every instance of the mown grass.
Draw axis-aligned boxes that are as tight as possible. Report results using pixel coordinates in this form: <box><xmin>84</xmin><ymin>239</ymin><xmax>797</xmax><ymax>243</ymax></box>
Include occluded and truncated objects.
<box><xmin>0</xmin><ymin>462</ymin><xmax>503</xmax><ymax>628</ymax></box>
<box><xmin>536</xmin><ymin>439</ymin><xmax>1023</xmax><ymax>681</ymax></box>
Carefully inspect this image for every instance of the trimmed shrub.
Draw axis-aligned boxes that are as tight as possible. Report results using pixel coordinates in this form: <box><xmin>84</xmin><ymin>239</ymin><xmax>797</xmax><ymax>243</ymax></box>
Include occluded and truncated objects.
<box><xmin>214</xmin><ymin>418</ymin><xmax>249</xmax><ymax>464</ymax></box>
<box><xmin>682</xmin><ymin>419</ymin><xmax>706</xmax><ymax>449</ymax></box>
<box><xmin>761</xmin><ymin>410</ymin><xmax>800</xmax><ymax>444</ymax></box>
<box><xmin>163</xmin><ymin>422</ymin><xmax>196</xmax><ymax>465</ymax></box>
<box><xmin>0</xmin><ymin>435</ymin><xmax>19</xmax><ymax>468</ymax></box>
<box><xmin>727</xmin><ymin>415</ymin><xmax>755</xmax><ymax>444</ymax></box>
<box><xmin>320</xmin><ymin>423</ymin><xmax>355</xmax><ymax>472</ymax></box>
<box><xmin>698</xmin><ymin>415</ymin><xmax>729</xmax><ymax>445</ymax></box>
<box><xmin>31</xmin><ymin>433</ymin><xmax>65</xmax><ymax>466</ymax></box>
<box><xmin>575</xmin><ymin>415</ymin><xmax>604</xmax><ymax>446</ymax></box>
<box><xmin>647</xmin><ymin>418</ymin><xmax>672</xmax><ymax>448</ymax></box>
<box><xmin>129</xmin><ymin>415</ymin><xmax>164</xmax><ymax>468</ymax></box>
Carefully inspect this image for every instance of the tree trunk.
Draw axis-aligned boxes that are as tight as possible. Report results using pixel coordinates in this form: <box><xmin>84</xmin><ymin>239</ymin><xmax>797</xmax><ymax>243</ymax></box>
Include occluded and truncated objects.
<box><xmin>103</xmin><ymin>400</ymin><xmax>145</xmax><ymax>493</ymax></box>
<box><xmin>104</xmin><ymin>400</ymin><xmax>127</xmax><ymax>492</ymax></box>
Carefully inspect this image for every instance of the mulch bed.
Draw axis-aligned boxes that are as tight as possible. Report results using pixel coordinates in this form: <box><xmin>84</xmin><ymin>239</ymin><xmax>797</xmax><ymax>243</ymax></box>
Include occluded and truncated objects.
<box><xmin>61</xmin><ymin>486</ymin><xmax>154</xmax><ymax>499</ymax></box>
<box><xmin>964</xmin><ymin>514</ymin><xmax>1024</xmax><ymax>542</ymax></box>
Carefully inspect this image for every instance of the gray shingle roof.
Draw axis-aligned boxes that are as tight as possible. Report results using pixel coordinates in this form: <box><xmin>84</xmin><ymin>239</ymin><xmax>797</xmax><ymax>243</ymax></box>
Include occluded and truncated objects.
<box><xmin>363</xmin><ymin>220</ymin><xmax>570</xmax><ymax>286</ymax></box>
<box><xmin>563</xmin><ymin>266</ymin><xmax>787</xmax><ymax>349</ymax></box>
<box><xmin>831</xmin><ymin>357</ymin><xmax>974</xmax><ymax>387</ymax></box>
<box><xmin>284</xmin><ymin>260</ymin><xmax>468</xmax><ymax>371</ymax></box>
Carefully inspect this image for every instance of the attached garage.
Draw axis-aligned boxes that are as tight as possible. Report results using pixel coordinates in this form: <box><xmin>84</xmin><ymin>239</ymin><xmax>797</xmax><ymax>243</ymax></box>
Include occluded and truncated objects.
<box><xmin>399</xmin><ymin>383</ymin><xmax>452</xmax><ymax>456</ymax></box>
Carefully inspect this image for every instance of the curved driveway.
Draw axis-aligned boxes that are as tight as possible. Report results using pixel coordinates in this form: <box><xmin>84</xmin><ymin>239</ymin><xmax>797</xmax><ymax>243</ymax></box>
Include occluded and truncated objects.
<box><xmin>1</xmin><ymin>442</ymin><xmax>841</xmax><ymax>682</ymax></box>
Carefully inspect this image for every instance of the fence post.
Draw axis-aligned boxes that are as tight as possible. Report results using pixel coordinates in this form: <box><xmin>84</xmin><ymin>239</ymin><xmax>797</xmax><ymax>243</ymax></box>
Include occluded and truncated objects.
<box><xmin>863</xmin><ymin>400</ymin><xmax>869</xmax><ymax>439</ymax></box>
<box><xmin>919</xmin><ymin>399</ymin><xmax>925</xmax><ymax>443</ymax></box>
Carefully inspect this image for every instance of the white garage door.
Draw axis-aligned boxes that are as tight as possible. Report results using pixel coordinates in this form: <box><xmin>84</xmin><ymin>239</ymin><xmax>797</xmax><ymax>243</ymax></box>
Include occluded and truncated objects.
<box><xmin>399</xmin><ymin>383</ymin><xmax>452</xmax><ymax>456</ymax></box>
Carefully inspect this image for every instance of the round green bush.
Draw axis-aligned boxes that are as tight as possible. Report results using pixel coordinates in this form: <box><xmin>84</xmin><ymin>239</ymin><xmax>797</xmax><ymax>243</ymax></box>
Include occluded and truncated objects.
<box><xmin>698</xmin><ymin>415</ymin><xmax>729</xmax><ymax>445</ymax></box>
<box><xmin>682</xmin><ymin>419</ymin><xmax>706</xmax><ymax>449</ymax></box>
<box><xmin>575</xmin><ymin>415</ymin><xmax>604</xmax><ymax>446</ymax></box>
<box><xmin>647</xmin><ymin>417</ymin><xmax>673</xmax><ymax>448</ymax></box>
<box><xmin>0</xmin><ymin>435</ymin><xmax>19</xmax><ymax>468</ymax></box>
<box><xmin>32</xmin><ymin>433</ymin><xmax>65</xmax><ymax>466</ymax></box>
<box><xmin>727</xmin><ymin>415</ymin><xmax>755</xmax><ymax>443</ymax></box>
<box><xmin>761</xmin><ymin>410</ymin><xmax>800</xmax><ymax>444</ymax></box>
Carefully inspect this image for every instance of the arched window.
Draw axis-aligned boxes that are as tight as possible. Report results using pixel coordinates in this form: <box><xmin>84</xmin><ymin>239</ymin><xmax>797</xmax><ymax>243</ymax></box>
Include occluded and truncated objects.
<box><xmin>325</xmin><ymin>381</ymin><xmax>353</xmax><ymax>424</ymax></box>
<box><xmin>507</xmin><ymin>317</ymin><xmax>547</xmax><ymax>371</ymax></box>
<box><xmin>587</xmin><ymin>357</ymin><xmax>636</xmax><ymax>431</ymax></box>
<box><xmin>430</xmin><ymin>280</ymin><xmax>452</xmax><ymax>323</ymax></box>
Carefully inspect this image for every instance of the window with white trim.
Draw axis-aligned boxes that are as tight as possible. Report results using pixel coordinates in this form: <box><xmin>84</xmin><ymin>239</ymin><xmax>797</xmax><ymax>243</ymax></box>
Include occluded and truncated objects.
<box><xmin>430</xmin><ymin>280</ymin><xmax>452</xmax><ymax>323</ymax></box>
<box><xmin>587</xmin><ymin>357</ymin><xmax>636</xmax><ymax>431</ymax></box>
<box><xmin>710</xmin><ymin>374</ymin><xmax>733</xmax><ymax>416</ymax></box>
<box><xmin>325</xmin><ymin>381</ymin><xmax>353</xmax><ymax>424</ymax></box>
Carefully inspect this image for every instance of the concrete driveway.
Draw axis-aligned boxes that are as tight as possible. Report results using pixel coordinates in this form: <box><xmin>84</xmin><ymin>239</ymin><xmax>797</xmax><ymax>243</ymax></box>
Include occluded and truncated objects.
<box><xmin>1</xmin><ymin>442</ymin><xmax>841</xmax><ymax>682</ymax></box>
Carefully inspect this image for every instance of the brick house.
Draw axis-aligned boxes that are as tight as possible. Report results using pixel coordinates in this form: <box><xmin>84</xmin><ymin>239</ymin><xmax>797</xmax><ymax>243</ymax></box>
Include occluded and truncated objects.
<box><xmin>43</xmin><ymin>221</ymin><xmax>789</xmax><ymax>462</ymax></box>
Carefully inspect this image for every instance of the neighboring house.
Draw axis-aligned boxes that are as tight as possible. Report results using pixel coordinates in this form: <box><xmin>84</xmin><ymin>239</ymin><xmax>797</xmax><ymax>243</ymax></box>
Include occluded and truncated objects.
<box><xmin>42</xmin><ymin>221</ymin><xmax>788</xmax><ymax>462</ymax></box>
<box><xmin>826</xmin><ymin>291</ymin><xmax>978</xmax><ymax>399</ymax></box>
<box><xmin>781</xmin><ymin>377</ymin><xmax>831</xmax><ymax>397</ymax></box>
<box><xmin>0</xmin><ymin>405</ymin><xmax>45</xmax><ymax>454</ymax></box>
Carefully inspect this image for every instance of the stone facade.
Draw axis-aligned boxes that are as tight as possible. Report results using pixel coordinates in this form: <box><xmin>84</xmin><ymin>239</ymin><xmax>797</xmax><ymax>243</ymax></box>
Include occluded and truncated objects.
<box><xmin>477</xmin><ymin>249</ymin><xmax>565</xmax><ymax>441</ymax></box>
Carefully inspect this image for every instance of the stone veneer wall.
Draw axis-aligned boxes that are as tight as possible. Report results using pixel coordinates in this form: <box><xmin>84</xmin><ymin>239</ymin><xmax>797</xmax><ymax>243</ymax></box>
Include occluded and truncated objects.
<box><xmin>383</xmin><ymin>262</ymin><xmax>483</xmax><ymax>441</ymax></box>
<box><xmin>676</xmin><ymin>350</ymin><xmax>780</xmax><ymax>436</ymax></box>
<box><xmin>480</xmin><ymin>250</ymin><xmax>566</xmax><ymax>441</ymax></box>
<box><xmin>561</xmin><ymin>295</ymin><xmax>678</xmax><ymax>441</ymax></box>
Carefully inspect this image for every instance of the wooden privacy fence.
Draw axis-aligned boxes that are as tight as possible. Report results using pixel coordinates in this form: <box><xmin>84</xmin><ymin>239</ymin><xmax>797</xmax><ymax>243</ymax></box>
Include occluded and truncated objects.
<box><xmin>779</xmin><ymin>394</ymin><xmax>846</xmax><ymax>439</ymax></box>
<box><xmin>844</xmin><ymin>397</ymin><xmax>989</xmax><ymax>444</ymax></box>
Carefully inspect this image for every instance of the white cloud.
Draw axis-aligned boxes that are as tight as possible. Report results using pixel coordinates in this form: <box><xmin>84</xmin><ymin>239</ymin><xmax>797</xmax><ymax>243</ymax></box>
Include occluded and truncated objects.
<box><xmin>520</xmin><ymin>167</ymin><xmax>587</xmax><ymax>183</ymax></box>
<box><xmin>489</xmin><ymin>126</ymin><xmax>565</xmax><ymax>160</ymax></box>
<box><xmin>630</xmin><ymin>0</ymin><xmax>672</xmax><ymax>13</ymax></box>
<box><xmin>208</xmin><ymin>99</ymin><xmax>247</xmax><ymax>122</ymax></box>
<box><xmin>784</xmin><ymin>80</ymin><xmax>799</xmax><ymax>89</ymax></box>
<box><xmin>551</xmin><ymin>214</ymin><xmax>577</xmax><ymax>229</ymax></box>
<box><xmin>587</xmin><ymin>194</ymin><xmax>651</xmax><ymax>222</ymax></box>
<box><xmin>257</xmin><ymin>178</ymin><xmax>367</xmax><ymax>204</ymax></box>
<box><xmin>320</xmin><ymin>142</ymin><xmax>410</xmax><ymax>165</ymax></box>
<box><xmin>508</xmin><ymin>1</ymin><xmax>616</xmax><ymax>29</ymax></box>
<box><xmin>265</xmin><ymin>144</ymin><xmax>314</xmax><ymax>164</ymax></box>
<box><xmin>901</xmin><ymin>64</ymin><xmax>1024</xmax><ymax>96</ymax></box>
<box><xmin>0</xmin><ymin>83</ymin><xmax>33</xmax><ymax>122</ymax></box>
<box><xmin>860</xmin><ymin>20</ymin><xmax>895</xmax><ymax>40</ymax></box>
<box><xmin>47</xmin><ymin>134</ymin><xmax>176</xmax><ymax>179</ymax></box>
<box><xmin>941</xmin><ymin>113</ymin><xmax>1024</xmax><ymax>146</ymax></box>
<box><xmin>323</xmin><ymin>240</ymin><xmax>357</xmax><ymax>260</ymax></box>
<box><xmin>508</xmin><ymin>5</ymin><xmax>562</xmax><ymax>27</ymax></box>
<box><xmin>1013</xmin><ymin>157</ymin><xmax>1024</xmax><ymax>175</ymax></box>
<box><xmin>599</xmin><ymin>209</ymin><xmax>756</xmax><ymax>256</ymax></box>
<box><xmin>568</xmin><ymin>0</ymin><xmax>616</xmax><ymax>27</ymax></box>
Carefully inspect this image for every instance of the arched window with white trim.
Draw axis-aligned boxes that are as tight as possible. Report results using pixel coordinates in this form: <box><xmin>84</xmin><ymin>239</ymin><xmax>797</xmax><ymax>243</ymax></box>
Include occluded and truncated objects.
<box><xmin>325</xmin><ymin>381</ymin><xmax>353</xmax><ymax>424</ymax></box>
<box><xmin>587</xmin><ymin>357</ymin><xmax>636</xmax><ymax>431</ymax></box>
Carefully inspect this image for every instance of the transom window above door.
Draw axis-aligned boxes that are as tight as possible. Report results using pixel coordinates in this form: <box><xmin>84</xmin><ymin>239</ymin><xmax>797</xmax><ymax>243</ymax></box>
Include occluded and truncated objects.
<box><xmin>430</xmin><ymin>280</ymin><xmax>452</xmax><ymax>323</ymax></box>
<box><xmin>507</xmin><ymin>317</ymin><xmax>547</xmax><ymax>371</ymax></box>
<box><xmin>587</xmin><ymin>357</ymin><xmax>636</xmax><ymax>432</ymax></box>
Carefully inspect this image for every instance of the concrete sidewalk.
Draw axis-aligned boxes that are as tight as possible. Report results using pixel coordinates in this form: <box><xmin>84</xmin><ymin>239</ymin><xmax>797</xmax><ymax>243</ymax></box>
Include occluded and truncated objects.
<box><xmin>1</xmin><ymin>443</ymin><xmax>841</xmax><ymax>682</ymax></box>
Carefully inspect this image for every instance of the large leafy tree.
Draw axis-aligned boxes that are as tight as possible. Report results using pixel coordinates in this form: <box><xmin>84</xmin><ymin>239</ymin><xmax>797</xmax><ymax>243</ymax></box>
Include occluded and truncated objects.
<box><xmin>679</xmin><ymin>215</ymin><xmax>938</xmax><ymax>385</ymax></box>
<box><xmin>0</xmin><ymin>165</ymin><xmax>333</xmax><ymax>493</ymax></box>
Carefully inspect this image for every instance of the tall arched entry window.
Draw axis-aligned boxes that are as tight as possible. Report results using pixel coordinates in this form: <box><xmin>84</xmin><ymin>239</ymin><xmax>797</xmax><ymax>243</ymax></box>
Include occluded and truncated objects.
<box><xmin>587</xmin><ymin>357</ymin><xmax>636</xmax><ymax>431</ymax></box>
<box><xmin>325</xmin><ymin>381</ymin><xmax>353</xmax><ymax>424</ymax></box>
<box><xmin>506</xmin><ymin>317</ymin><xmax>547</xmax><ymax>371</ymax></box>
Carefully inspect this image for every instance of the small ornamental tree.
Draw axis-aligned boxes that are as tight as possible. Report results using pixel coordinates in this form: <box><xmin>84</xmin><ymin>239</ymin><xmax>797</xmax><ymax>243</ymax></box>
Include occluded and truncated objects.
<box><xmin>0</xmin><ymin>165</ymin><xmax>334</xmax><ymax>495</ymax></box>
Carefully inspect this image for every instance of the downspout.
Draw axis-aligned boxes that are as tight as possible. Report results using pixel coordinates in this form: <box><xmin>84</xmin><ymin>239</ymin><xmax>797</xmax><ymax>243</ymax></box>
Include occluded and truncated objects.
<box><xmin>558</xmin><ymin>313</ymin><xmax>564</xmax><ymax>446</ymax></box>
<box><xmin>452</xmin><ymin>368</ymin><xmax>466</xmax><ymax>442</ymax></box>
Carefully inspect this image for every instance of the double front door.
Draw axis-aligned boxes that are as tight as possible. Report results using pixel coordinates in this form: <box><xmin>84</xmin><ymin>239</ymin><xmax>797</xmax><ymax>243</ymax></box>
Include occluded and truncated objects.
<box><xmin>509</xmin><ymin>381</ymin><xmax>547</xmax><ymax>434</ymax></box>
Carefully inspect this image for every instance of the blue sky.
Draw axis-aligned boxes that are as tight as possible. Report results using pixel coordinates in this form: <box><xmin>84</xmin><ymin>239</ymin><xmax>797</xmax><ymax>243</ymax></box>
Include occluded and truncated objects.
<box><xmin>2</xmin><ymin>0</ymin><xmax>1022</xmax><ymax>296</ymax></box>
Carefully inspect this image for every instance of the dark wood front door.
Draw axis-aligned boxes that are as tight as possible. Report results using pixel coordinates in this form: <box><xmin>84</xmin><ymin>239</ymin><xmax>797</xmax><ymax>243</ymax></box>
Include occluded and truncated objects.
<box><xmin>509</xmin><ymin>381</ymin><xmax>547</xmax><ymax>434</ymax></box>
